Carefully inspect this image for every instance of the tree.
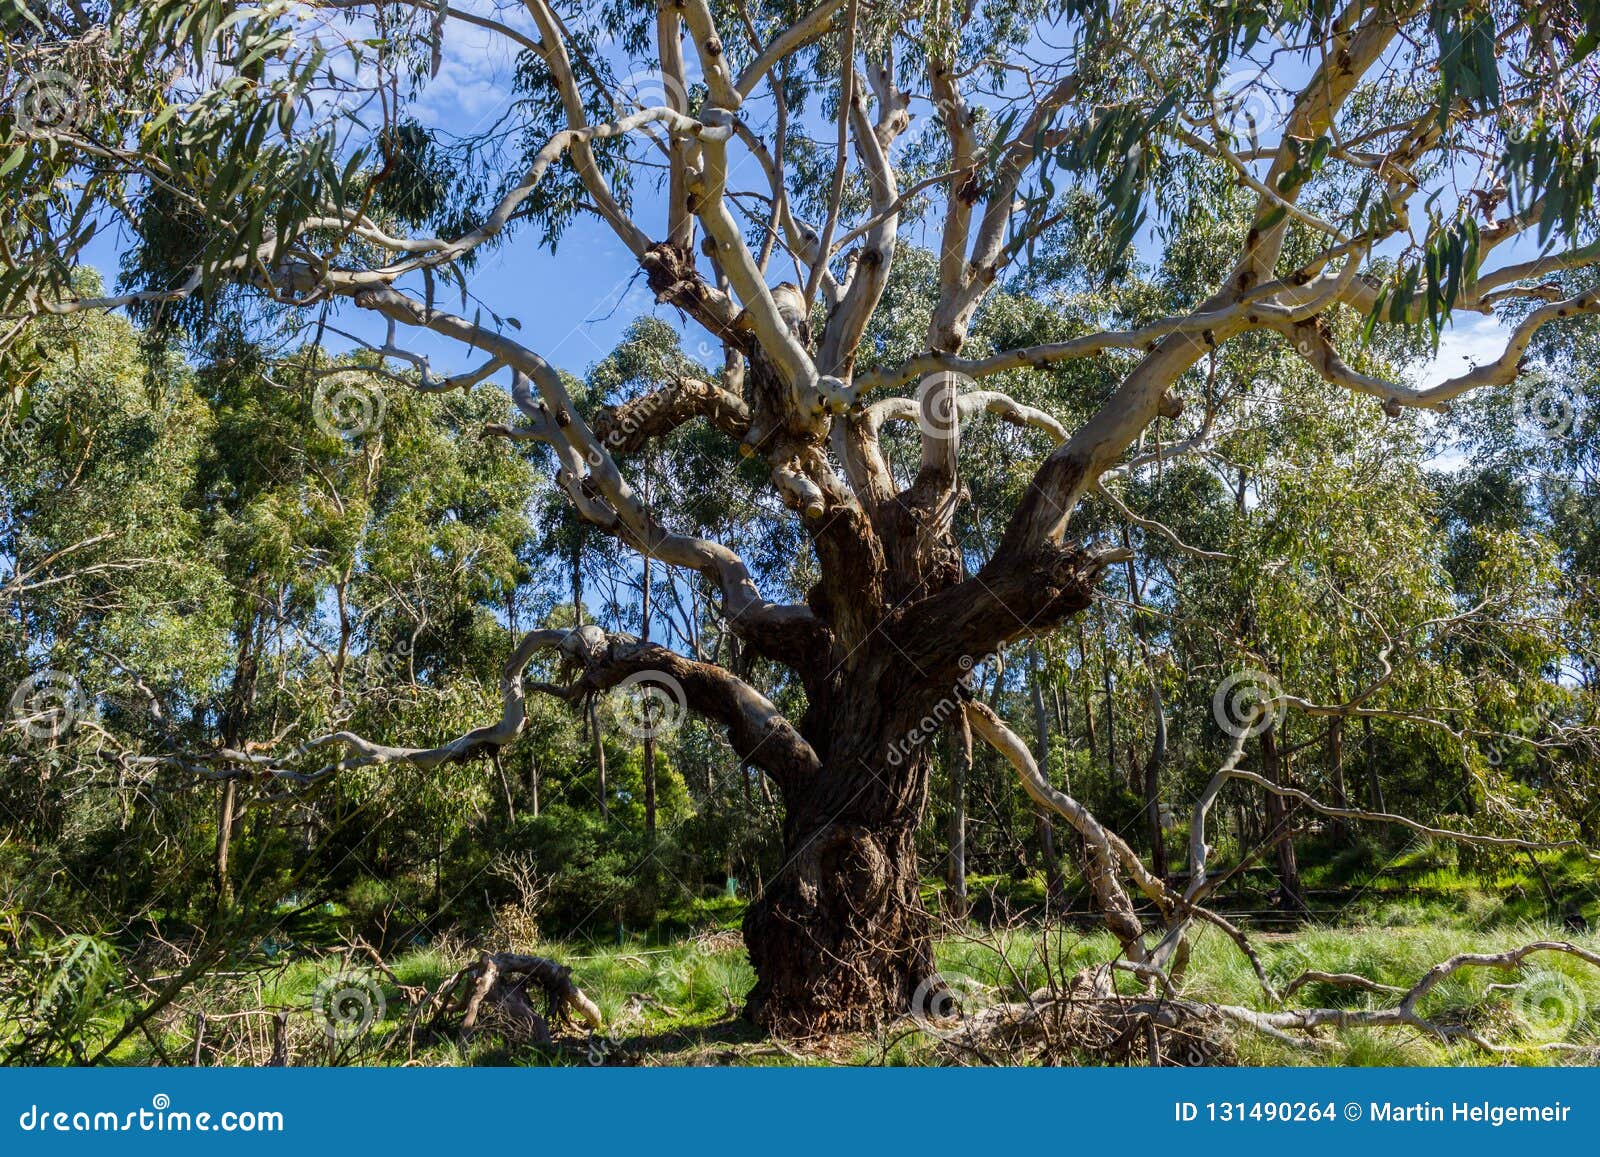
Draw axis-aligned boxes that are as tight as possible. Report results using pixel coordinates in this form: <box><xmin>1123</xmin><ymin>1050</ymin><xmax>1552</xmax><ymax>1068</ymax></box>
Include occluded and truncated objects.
<box><xmin>4</xmin><ymin>0</ymin><xmax>1600</xmax><ymax>1033</ymax></box>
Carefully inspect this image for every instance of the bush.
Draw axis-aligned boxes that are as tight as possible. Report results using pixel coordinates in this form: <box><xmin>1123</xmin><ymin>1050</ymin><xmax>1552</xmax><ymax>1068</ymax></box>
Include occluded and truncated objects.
<box><xmin>500</xmin><ymin>806</ymin><xmax>671</xmax><ymax>936</ymax></box>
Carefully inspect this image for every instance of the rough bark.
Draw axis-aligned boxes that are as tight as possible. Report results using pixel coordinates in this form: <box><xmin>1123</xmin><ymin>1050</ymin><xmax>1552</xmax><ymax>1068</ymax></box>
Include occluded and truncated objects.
<box><xmin>742</xmin><ymin>665</ymin><xmax>942</xmax><ymax>1034</ymax></box>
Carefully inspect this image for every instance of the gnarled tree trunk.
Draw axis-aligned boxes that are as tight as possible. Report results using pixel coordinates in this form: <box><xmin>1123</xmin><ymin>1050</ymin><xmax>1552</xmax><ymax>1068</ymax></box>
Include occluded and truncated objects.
<box><xmin>738</xmin><ymin>537</ymin><xmax>1105</xmax><ymax>1033</ymax></box>
<box><xmin>742</xmin><ymin>674</ymin><xmax>939</xmax><ymax>1033</ymax></box>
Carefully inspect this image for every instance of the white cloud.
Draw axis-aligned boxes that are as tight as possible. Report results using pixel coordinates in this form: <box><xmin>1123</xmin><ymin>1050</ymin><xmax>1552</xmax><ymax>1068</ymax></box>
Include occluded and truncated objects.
<box><xmin>1413</xmin><ymin>315</ymin><xmax>1513</xmax><ymax>472</ymax></box>
<box><xmin>1411</xmin><ymin>313</ymin><xmax>1509</xmax><ymax>389</ymax></box>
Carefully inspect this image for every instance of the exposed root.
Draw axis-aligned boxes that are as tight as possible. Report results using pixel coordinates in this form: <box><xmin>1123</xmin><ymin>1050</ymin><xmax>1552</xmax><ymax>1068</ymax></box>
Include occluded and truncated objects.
<box><xmin>429</xmin><ymin>952</ymin><xmax>602</xmax><ymax>1045</ymax></box>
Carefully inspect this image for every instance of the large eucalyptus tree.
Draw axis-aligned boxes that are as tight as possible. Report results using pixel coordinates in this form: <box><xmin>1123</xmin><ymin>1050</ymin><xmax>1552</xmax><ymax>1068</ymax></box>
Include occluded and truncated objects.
<box><xmin>4</xmin><ymin>0</ymin><xmax>1599</xmax><ymax>1032</ymax></box>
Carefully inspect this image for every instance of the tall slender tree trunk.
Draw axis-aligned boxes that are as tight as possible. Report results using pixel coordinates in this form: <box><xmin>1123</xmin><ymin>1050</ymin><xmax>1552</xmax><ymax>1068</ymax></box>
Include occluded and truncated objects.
<box><xmin>573</xmin><ymin>532</ymin><xmax>608</xmax><ymax>821</ymax></box>
<box><xmin>1362</xmin><ymin>715</ymin><xmax>1385</xmax><ymax>813</ymax></box>
<box><xmin>590</xmin><ymin>698</ymin><xmax>608</xmax><ymax>822</ymax></box>
<box><xmin>641</xmin><ymin>554</ymin><xmax>657</xmax><ymax>839</ymax></box>
<box><xmin>214</xmin><ymin>780</ymin><xmax>238</xmax><ymax>910</ymax></box>
<box><xmin>1260</xmin><ymin>723</ymin><xmax>1304</xmax><ymax>910</ymax></box>
<box><xmin>946</xmin><ymin>714</ymin><xmax>969</xmax><ymax>915</ymax></box>
<box><xmin>1028</xmin><ymin>653</ymin><xmax>1065</xmax><ymax>908</ymax></box>
<box><xmin>1327</xmin><ymin>716</ymin><xmax>1348</xmax><ymax>843</ymax></box>
<box><xmin>214</xmin><ymin>614</ymin><xmax>260</xmax><ymax>909</ymax></box>
<box><xmin>1078</xmin><ymin>625</ymin><xmax>1097</xmax><ymax>763</ymax></box>
<box><xmin>1123</xmin><ymin>545</ymin><xmax>1167</xmax><ymax>878</ymax></box>
<box><xmin>1143</xmin><ymin>685</ymin><xmax>1169</xmax><ymax>880</ymax></box>
<box><xmin>1102</xmin><ymin>655</ymin><xmax>1116</xmax><ymax>780</ymax></box>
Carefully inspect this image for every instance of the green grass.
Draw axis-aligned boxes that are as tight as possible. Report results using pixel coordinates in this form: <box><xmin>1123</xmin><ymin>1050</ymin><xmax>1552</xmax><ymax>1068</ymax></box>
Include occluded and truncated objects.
<box><xmin>87</xmin><ymin>870</ymin><xmax>1600</xmax><ymax>1067</ymax></box>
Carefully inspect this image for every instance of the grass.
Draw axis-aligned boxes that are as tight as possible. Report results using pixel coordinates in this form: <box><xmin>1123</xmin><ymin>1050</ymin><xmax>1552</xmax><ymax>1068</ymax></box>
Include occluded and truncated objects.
<box><xmin>102</xmin><ymin>882</ymin><xmax>1600</xmax><ymax>1068</ymax></box>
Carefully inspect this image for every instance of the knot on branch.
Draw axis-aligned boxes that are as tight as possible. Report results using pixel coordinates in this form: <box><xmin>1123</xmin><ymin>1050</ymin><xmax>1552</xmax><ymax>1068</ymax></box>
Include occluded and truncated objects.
<box><xmin>641</xmin><ymin>242</ymin><xmax>734</xmax><ymax>338</ymax></box>
<box><xmin>1022</xmin><ymin>543</ymin><xmax>1099</xmax><ymax>624</ymax></box>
